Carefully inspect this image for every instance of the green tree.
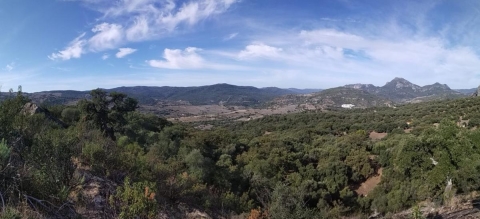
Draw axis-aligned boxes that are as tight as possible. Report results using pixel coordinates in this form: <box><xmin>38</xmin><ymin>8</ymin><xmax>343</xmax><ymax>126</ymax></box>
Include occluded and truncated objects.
<box><xmin>79</xmin><ymin>89</ymin><xmax>138</xmax><ymax>140</ymax></box>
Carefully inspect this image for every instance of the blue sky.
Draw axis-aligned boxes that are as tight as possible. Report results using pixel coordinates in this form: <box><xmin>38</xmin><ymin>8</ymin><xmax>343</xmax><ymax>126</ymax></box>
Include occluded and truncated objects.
<box><xmin>2</xmin><ymin>0</ymin><xmax>480</xmax><ymax>92</ymax></box>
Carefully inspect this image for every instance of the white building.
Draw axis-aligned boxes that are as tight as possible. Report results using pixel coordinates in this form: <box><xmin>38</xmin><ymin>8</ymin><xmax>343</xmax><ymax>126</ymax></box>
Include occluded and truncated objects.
<box><xmin>341</xmin><ymin>104</ymin><xmax>355</xmax><ymax>109</ymax></box>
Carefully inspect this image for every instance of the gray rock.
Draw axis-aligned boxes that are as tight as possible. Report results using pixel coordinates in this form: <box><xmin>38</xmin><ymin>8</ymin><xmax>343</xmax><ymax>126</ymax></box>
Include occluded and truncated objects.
<box><xmin>471</xmin><ymin>85</ymin><xmax>480</xmax><ymax>97</ymax></box>
<box><xmin>21</xmin><ymin>103</ymin><xmax>44</xmax><ymax>115</ymax></box>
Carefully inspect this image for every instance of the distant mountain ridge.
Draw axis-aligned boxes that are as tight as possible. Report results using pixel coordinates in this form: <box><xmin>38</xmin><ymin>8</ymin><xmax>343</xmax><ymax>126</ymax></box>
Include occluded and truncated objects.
<box><xmin>269</xmin><ymin>77</ymin><xmax>467</xmax><ymax>110</ymax></box>
<box><xmin>7</xmin><ymin>84</ymin><xmax>322</xmax><ymax>106</ymax></box>
<box><xmin>455</xmin><ymin>88</ymin><xmax>477</xmax><ymax>95</ymax></box>
<box><xmin>0</xmin><ymin>78</ymin><xmax>468</xmax><ymax>109</ymax></box>
<box><xmin>345</xmin><ymin>77</ymin><xmax>465</xmax><ymax>102</ymax></box>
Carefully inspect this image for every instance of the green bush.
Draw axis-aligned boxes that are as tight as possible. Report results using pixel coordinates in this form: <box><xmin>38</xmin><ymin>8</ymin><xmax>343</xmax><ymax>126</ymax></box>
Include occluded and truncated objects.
<box><xmin>112</xmin><ymin>177</ymin><xmax>158</xmax><ymax>219</ymax></box>
<box><xmin>61</xmin><ymin>107</ymin><xmax>81</xmax><ymax>124</ymax></box>
<box><xmin>0</xmin><ymin>139</ymin><xmax>10</xmax><ymax>166</ymax></box>
<box><xmin>0</xmin><ymin>207</ymin><xmax>21</xmax><ymax>219</ymax></box>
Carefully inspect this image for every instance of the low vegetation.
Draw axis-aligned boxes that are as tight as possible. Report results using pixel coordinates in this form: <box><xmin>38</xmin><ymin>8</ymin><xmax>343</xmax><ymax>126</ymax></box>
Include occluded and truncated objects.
<box><xmin>1</xmin><ymin>87</ymin><xmax>480</xmax><ymax>218</ymax></box>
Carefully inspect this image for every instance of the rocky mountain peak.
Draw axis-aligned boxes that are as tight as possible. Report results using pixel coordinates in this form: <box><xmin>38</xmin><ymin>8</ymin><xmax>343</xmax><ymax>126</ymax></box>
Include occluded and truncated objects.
<box><xmin>430</xmin><ymin>82</ymin><xmax>450</xmax><ymax>90</ymax></box>
<box><xmin>344</xmin><ymin>83</ymin><xmax>375</xmax><ymax>90</ymax></box>
<box><xmin>384</xmin><ymin>77</ymin><xmax>418</xmax><ymax>90</ymax></box>
<box><xmin>473</xmin><ymin>85</ymin><xmax>480</xmax><ymax>97</ymax></box>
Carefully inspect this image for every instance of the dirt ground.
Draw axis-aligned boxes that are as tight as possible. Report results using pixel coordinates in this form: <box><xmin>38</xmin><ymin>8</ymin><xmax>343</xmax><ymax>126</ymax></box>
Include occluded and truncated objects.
<box><xmin>355</xmin><ymin>168</ymin><xmax>383</xmax><ymax>196</ymax></box>
<box><xmin>140</xmin><ymin>103</ymin><xmax>303</xmax><ymax>123</ymax></box>
<box><xmin>369</xmin><ymin>131</ymin><xmax>388</xmax><ymax>140</ymax></box>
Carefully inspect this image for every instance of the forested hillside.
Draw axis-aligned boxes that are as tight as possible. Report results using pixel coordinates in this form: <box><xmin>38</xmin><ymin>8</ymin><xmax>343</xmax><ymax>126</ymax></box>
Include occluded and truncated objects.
<box><xmin>2</xmin><ymin>88</ymin><xmax>480</xmax><ymax>218</ymax></box>
<box><xmin>270</xmin><ymin>87</ymin><xmax>394</xmax><ymax>109</ymax></box>
<box><xmin>3</xmin><ymin>84</ymin><xmax>319</xmax><ymax>107</ymax></box>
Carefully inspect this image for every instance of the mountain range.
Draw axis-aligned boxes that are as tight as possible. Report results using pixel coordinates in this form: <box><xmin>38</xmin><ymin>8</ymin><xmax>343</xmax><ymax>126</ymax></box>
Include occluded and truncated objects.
<box><xmin>269</xmin><ymin>77</ymin><xmax>468</xmax><ymax>109</ymax></box>
<box><xmin>344</xmin><ymin>77</ymin><xmax>465</xmax><ymax>103</ymax></box>
<box><xmin>5</xmin><ymin>84</ymin><xmax>322</xmax><ymax>107</ymax></box>
<box><xmin>0</xmin><ymin>78</ymin><xmax>472</xmax><ymax>109</ymax></box>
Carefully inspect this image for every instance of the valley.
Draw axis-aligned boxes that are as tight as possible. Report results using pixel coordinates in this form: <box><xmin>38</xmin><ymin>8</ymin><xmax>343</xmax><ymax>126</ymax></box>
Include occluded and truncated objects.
<box><xmin>1</xmin><ymin>78</ymin><xmax>480</xmax><ymax>218</ymax></box>
<box><xmin>5</xmin><ymin>1</ymin><xmax>480</xmax><ymax>218</ymax></box>
<box><xmin>8</xmin><ymin>77</ymin><xmax>471</xmax><ymax>125</ymax></box>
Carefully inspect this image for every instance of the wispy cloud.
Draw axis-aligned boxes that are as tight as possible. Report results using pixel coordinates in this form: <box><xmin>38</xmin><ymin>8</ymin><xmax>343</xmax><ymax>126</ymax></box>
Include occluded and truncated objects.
<box><xmin>4</xmin><ymin>62</ymin><xmax>15</xmax><ymax>71</ymax></box>
<box><xmin>49</xmin><ymin>33</ymin><xmax>86</xmax><ymax>60</ymax></box>
<box><xmin>148</xmin><ymin>47</ymin><xmax>205</xmax><ymax>69</ymax></box>
<box><xmin>88</xmin><ymin>23</ymin><xmax>124</xmax><ymax>51</ymax></box>
<box><xmin>50</xmin><ymin>0</ymin><xmax>239</xmax><ymax>60</ymax></box>
<box><xmin>116</xmin><ymin>47</ymin><xmax>137</xmax><ymax>58</ymax></box>
<box><xmin>50</xmin><ymin>66</ymin><xmax>71</xmax><ymax>72</ymax></box>
<box><xmin>224</xmin><ymin>32</ymin><xmax>238</xmax><ymax>41</ymax></box>
<box><xmin>43</xmin><ymin>0</ymin><xmax>480</xmax><ymax>89</ymax></box>
<box><xmin>227</xmin><ymin>26</ymin><xmax>480</xmax><ymax>87</ymax></box>
<box><xmin>102</xmin><ymin>53</ymin><xmax>109</xmax><ymax>60</ymax></box>
<box><xmin>148</xmin><ymin>47</ymin><xmax>246</xmax><ymax>70</ymax></box>
<box><xmin>238</xmin><ymin>43</ymin><xmax>283</xmax><ymax>60</ymax></box>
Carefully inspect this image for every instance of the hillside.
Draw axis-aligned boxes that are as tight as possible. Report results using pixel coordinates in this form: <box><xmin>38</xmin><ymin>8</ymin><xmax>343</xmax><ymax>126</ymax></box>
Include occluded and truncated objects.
<box><xmin>2</xmin><ymin>78</ymin><xmax>466</xmax><ymax>109</ymax></box>
<box><xmin>3</xmin><ymin>89</ymin><xmax>480</xmax><ymax>218</ymax></box>
<box><xmin>3</xmin><ymin>84</ymin><xmax>320</xmax><ymax>107</ymax></box>
<box><xmin>345</xmin><ymin>77</ymin><xmax>465</xmax><ymax>103</ymax></box>
<box><xmin>271</xmin><ymin>87</ymin><xmax>393</xmax><ymax>109</ymax></box>
<box><xmin>456</xmin><ymin>88</ymin><xmax>478</xmax><ymax>95</ymax></box>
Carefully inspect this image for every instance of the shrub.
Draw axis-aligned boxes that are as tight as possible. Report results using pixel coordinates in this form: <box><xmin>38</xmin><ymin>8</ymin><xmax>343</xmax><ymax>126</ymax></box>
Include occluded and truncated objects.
<box><xmin>112</xmin><ymin>177</ymin><xmax>158</xmax><ymax>219</ymax></box>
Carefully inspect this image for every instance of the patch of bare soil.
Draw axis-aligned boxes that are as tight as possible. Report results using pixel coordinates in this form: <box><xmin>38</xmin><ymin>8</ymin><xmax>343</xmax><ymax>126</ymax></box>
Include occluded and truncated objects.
<box><xmin>156</xmin><ymin>104</ymin><xmax>304</xmax><ymax>123</ymax></box>
<box><xmin>355</xmin><ymin>168</ymin><xmax>383</xmax><ymax>197</ymax></box>
<box><xmin>369</xmin><ymin>132</ymin><xmax>388</xmax><ymax>140</ymax></box>
<box><xmin>404</xmin><ymin>128</ymin><xmax>412</xmax><ymax>133</ymax></box>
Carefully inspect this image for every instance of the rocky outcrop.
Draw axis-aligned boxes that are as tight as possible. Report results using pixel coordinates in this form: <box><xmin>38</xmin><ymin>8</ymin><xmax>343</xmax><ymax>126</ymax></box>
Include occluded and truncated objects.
<box><xmin>471</xmin><ymin>85</ymin><xmax>480</xmax><ymax>97</ymax></box>
<box><xmin>372</xmin><ymin>193</ymin><xmax>480</xmax><ymax>219</ymax></box>
<box><xmin>21</xmin><ymin>102</ymin><xmax>45</xmax><ymax>115</ymax></box>
<box><xmin>21</xmin><ymin>103</ymin><xmax>67</xmax><ymax>128</ymax></box>
<box><xmin>345</xmin><ymin>78</ymin><xmax>465</xmax><ymax>103</ymax></box>
<box><xmin>69</xmin><ymin>164</ymin><xmax>117</xmax><ymax>219</ymax></box>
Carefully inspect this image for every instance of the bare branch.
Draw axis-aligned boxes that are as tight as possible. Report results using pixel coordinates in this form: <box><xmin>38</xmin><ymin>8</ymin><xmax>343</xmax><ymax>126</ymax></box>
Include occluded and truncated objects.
<box><xmin>0</xmin><ymin>190</ymin><xmax>4</xmax><ymax>212</ymax></box>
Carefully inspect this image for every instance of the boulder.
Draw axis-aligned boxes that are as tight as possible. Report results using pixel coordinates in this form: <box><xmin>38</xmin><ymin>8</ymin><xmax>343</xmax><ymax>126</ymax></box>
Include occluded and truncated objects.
<box><xmin>21</xmin><ymin>102</ymin><xmax>45</xmax><ymax>115</ymax></box>
<box><xmin>21</xmin><ymin>102</ymin><xmax>67</xmax><ymax>127</ymax></box>
<box><xmin>472</xmin><ymin>85</ymin><xmax>480</xmax><ymax>97</ymax></box>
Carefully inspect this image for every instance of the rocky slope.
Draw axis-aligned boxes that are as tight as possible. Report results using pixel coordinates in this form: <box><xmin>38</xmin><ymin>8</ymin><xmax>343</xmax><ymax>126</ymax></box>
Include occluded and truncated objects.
<box><xmin>345</xmin><ymin>77</ymin><xmax>465</xmax><ymax>103</ymax></box>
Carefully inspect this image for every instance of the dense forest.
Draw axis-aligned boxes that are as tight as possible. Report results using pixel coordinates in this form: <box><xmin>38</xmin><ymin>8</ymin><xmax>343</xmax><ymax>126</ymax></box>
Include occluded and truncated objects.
<box><xmin>1</xmin><ymin>88</ymin><xmax>480</xmax><ymax>218</ymax></box>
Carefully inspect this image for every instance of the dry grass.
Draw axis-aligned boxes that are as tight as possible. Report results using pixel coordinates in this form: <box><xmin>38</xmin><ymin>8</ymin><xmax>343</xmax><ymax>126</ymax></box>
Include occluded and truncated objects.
<box><xmin>369</xmin><ymin>131</ymin><xmax>388</xmax><ymax>140</ymax></box>
<box><xmin>149</xmin><ymin>104</ymin><xmax>303</xmax><ymax>123</ymax></box>
<box><xmin>355</xmin><ymin>168</ymin><xmax>383</xmax><ymax>197</ymax></box>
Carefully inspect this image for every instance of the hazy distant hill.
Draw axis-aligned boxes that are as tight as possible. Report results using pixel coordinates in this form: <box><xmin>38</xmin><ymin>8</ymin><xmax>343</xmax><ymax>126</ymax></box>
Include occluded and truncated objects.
<box><xmin>286</xmin><ymin>88</ymin><xmax>323</xmax><ymax>94</ymax></box>
<box><xmin>345</xmin><ymin>77</ymin><xmax>465</xmax><ymax>103</ymax></box>
<box><xmin>269</xmin><ymin>78</ymin><xmax>466</xmax><ymax>109</ymax></box>
<box><xmin>455</xmin><ymin>88</ymin><xmax>477</xmax><ymax>95</ymax></box>
<box><xmin>9</xmin><ymin>84</ymin><xmax>321</xmax><ymax>106</ymax></box>
<box><xmin>1</xmin><ymin>78</ymin><xmax>466</xmax><ymax>108</ymax></box>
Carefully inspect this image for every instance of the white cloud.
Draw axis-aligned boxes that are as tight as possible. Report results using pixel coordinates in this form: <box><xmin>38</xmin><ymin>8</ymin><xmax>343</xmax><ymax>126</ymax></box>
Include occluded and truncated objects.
<box><xmin>4</xmin><ymin>62</ymin><xmax>15</xmax><ymax>71</ymax></box>
<box><xmin>148</xmin><ymin>47</ymin><xmax>205</xmax><ymax>69</ymax></box>
<box><xmin>48</xmin><ymin>33</ymin><xmax>87</xmax><ymax>60</ymax></box>
<box><xmin>51</xmin><ymin>0</ymin><xmax>239</xmax><ymax>60</ymax></box>
<box><xmin>238</xmin><ymin>43</ymin><xmax>283</xmax><ymax>59</ymax></box>
<box><xmin>224</xmin><ymin>32</ymin><xmax>238</xmax><ymax>41</ymax></box>
<box><xmin>116</xmin><ymin>47</ymin><xmax>137</xmax><ymax>58</ymax></box>
<box><xmin>88</xmin><ymin>23</ymin><xmax>124</xmax><ymax>51</ymax></box>
<box><xmin>102</xmin><ymin>53</ymin><xmax>109</xmax><ymax>60</ymax></box>
<box><xmin>126</xmin><ymin>16</ymin><xmax>150</xmax><ymax>41</ymax></box>
<box><xmin>247</xmin><ymin>28</ymin><xmax>480</xmax><ymax>87</ymax></box>
<box><xmin>159</xmin><ymin>0</ymin><xmax>238</xmax><ymax>31</ymax></box>
<box><xmin>147</xmin><ymin>47</ymin><xmax>255</xmax><ymax>71</ymax></box>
